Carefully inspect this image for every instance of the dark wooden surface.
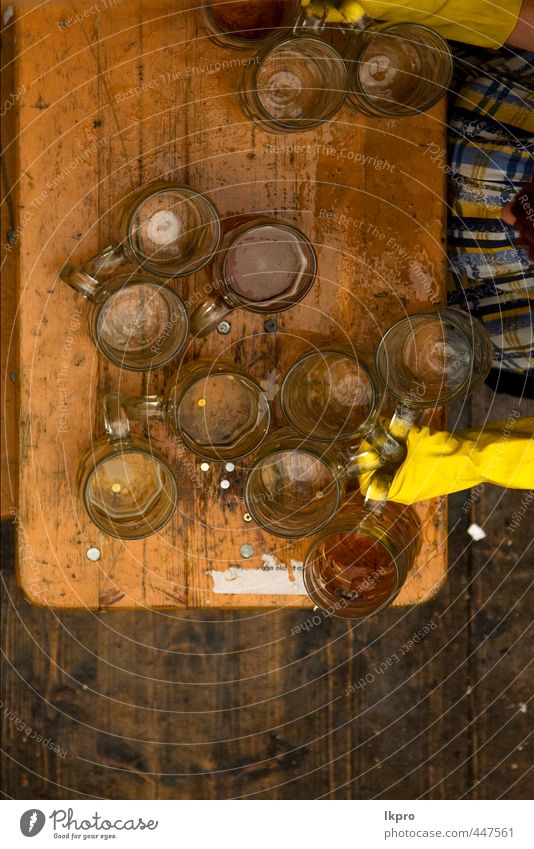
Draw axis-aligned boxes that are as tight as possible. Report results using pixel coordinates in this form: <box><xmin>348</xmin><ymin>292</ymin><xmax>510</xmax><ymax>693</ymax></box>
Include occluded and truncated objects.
<box><xmin>2</xmin><ymin>387</ymin><xmax>532</xmax><ymax>799</ymax></box>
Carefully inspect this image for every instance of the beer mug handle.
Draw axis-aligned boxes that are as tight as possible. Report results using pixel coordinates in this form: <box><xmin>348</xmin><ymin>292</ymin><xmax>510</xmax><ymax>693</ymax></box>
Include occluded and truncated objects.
<box><xmin>364</xmin><ymin>466</ymin><xmax>397</xmax><ymax>514</ymax></box>
<box><xmin>344</xmin><ymin>447</ymin><xmax>385</xmax><ymax>479</ymax></box>
<box><xmin>60</xmin><ymin>245</ymin><xmax>125</xmax><ymax>300</ymax></box>
<box><xmin>122</xmin><ymin>394</ymin><xmax>167</xmax><ymax>423</ymax></box>
<box><xmin>364</xmin><ymin>405</ymin><xmax>423</xmax><ymax>513</ymax></box>
<box><xmin>104</xmin><ymin>392</ymin><xmax>131</xmax><ymax>441</ymax></box>
<box><xmin>190</xmin><ymin>294</ymin><xmax>232</xmax><ymax>338</ymax></box>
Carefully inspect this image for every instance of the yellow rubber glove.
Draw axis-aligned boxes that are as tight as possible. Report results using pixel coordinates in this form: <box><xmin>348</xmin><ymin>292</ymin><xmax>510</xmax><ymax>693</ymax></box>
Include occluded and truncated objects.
<box><xmin>301</xmin><ymin>0</ymin><xmax>523</xmax><ymax>47</ymax></box>
<box><xmin>359</xmin><ymin>417</ymin><xmax>534</xmax><ymax>504</ymax></box>
<box><xmin>301</xmin><ymin>0</ymin><xmax>368</xmax><ymax>24</ymax></box>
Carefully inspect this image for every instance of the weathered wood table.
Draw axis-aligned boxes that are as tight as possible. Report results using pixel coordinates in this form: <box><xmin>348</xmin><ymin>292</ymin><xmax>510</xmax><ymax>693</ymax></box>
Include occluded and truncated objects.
<box><xmin>15</xmin><ymin>0</ymin><xmax>447</xmax><ymax>610</ymax></box>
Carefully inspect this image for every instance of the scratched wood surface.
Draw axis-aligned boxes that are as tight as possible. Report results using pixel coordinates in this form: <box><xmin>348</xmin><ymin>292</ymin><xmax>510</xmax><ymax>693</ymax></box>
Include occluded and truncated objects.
<box><xmin>16</xmin><ymin>0</ymin><xmax>447</xmax><ymax>610</ymax></box>
<box><xmin>3</xmin><ymin>388</ymin><xmax>533</xmax><ymax>799</ymax></box>
<box><xmin>1</xmin><ymin>0</ymin><xmax>18</xmax><ymax>518</ymax></box>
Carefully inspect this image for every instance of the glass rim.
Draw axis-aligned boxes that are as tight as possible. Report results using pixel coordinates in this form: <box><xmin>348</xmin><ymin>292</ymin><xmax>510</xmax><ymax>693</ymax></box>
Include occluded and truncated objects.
<box><xmin>280</xmin><ymin>347</ymin><xmax>378</xmax><ymax>441</ymax></box>
<box><xmin>244</xmin><ymin>441</ymin><xmax>343</xmax><ymax>538</ymax></box>
<box><xmin>202</xmin><ymin>0</ymin><xmax>300</xmax><ymax>47</ymax></box>
<box><xmin>303</xmin><ymin>517</ymin><xmax>404</xmax><ymax>618</ymax></box>
<box><xmin>347</xmin><ymin>21</ymin><xmax>453</xmax><ymax>117</ymax></box>
<box><xmin>81</xmin><ymin>440</ymin><xmax>178</xmax><ymax>540</ymax></box>
<box><xmin>125</xmin><ymin>185</ymin><xmax>222</xmax><ymax>276</ymax></box>
<box><xmin>245</xmin><ymin>33</ymin><xmax>348</xmax><ymax>129</ymax></box>
<box><xmin>220</xmin><ymin>218</ymin><xmax>317</xmax><ymax>308</ymax></box>
<box><xmin>375</xmin><ymin>310</ymin><xmax>474</xmax><ymax>406</ymax></box>
<box><xmin>174</xmin><ymin>366</ymin><xmax>272</xmax><ymax>460</ymax></box>
<box><xmin>93</xmin><ymin>280</ymin><xmax>189</xmax><ymax>372</ymax></box>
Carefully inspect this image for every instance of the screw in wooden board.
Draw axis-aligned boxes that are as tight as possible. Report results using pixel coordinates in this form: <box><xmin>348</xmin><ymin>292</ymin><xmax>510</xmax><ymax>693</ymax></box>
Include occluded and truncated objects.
<box><xmin>200</xmin><ymin>462</ymin><xmax>210</xmax><ymax>472</ymax></box>
<box><xmin>86</xmin><ymin>547</ymin><xmax>101</xmax><ymax>561</ymax></box>
<box><xmin>243</xmin><ymin>513</ymin><xmax>252</xmax><ymax>523</ymax></box>
<box><xmin>220</xmin><ymin>479</ymin><xmax>230</xmax><ymax>490</ymax></box>
<box><xmin>264</xmin><ymin>319</ymin><xmax>278</xmax><ymax>333</ymax></box>
<box><xmin>240</xmin><ymin>543</ymin><xmax>254</xmax><ymax>559</ymax></box>
<box><xmin>217</xmin><ymin>320</ymin><xmax>231</xmax><ymax>335</ymax></box>
<box><xmin>225</xmin><ymin>462</ymin><xmax>235</xmax><ymax>473</ymax></box>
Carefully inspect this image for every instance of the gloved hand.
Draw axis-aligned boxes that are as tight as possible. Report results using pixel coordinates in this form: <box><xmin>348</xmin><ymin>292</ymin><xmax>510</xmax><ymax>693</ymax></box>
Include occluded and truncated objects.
<box><xmin>359</xmin><ymin>417</ymin><xmax>534</xmax><ymax>504</ymax></box>
<box><xmin>300</xmin><ymin>0</ymin><xmax>523</xmax><ymax>47</ymax></box>
<box><xmin>300</xmin><ymin>0</ymin><xmax>369</xmax><ymax>24</ymax></box>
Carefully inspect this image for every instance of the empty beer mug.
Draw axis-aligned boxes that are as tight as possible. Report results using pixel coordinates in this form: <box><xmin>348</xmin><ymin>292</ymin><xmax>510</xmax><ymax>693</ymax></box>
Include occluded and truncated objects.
<box><xmin>280</xmin><ymin>347</ymin><xmax>383</xmax><ymax>442</ymax></box>
<box><xmin>346</xmin><ymin>23</ymin><xmax>453</xmax><ymax>116</ymax></box>
<box><xmin>65</xmin><ymin>181</ymin><xmax>221</xmax><ymax>282</ymax></box>
<box><xmin>303</xmin><ymin>504</ymin><xmax>419</xmax><ymax>619</ymax></box>
<box><xmin>60</xmin><ymin>270</ymin><xmax>189</xmax><ymax>371</ymax></box>
<box><xmin>122</xmin><ymin>361</ymin><xmax>271</xmax><ymax>461</ymax></box>
<box><xmin>190</xmin><ymin>217</ymin><xmax>317</xmax><ymax>336</ymax></box>
<box><xmin>375</xmin><ymin>308</ymin><xmax>493</xmax><ymax>409</ymax></box>
<box><xmin>364</xmin><ymin>308</ymin><xmax>493</xmax><ymax>512</ymax></box>
<box><xmin>244</xmin><ymin>430</ymin><xmax>384</xmax><ymax>538</ymax></box>
<box><xmin>201</xmin><ymin>0</ymin><xmax>300</xmax><ymax>49</ymax></box>
<box><xmin>78</xmin><ymin>393</ymin><xmax>178</xmax><ymax>539</ymax></box>
<box><xmin>239</xmin><ymin>35</ymin><xmax>347</xmax><ymax>132</ymax></box>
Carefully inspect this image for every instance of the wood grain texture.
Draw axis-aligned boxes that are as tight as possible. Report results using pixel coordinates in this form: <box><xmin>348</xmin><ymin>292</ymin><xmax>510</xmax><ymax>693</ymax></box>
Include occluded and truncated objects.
<box><xmin>2</xmin><ymin>378</ymin><xmax>532</xmax><ymax>800</ymax></box>
<box><xmin>1</xmin><ymin>0</ymin><xmax>19</xmax><ymax>516</ymax></box>
<box><xmin>15</xmin><ymin>0</ymin><xmax>448</xmax><ymax>610</ymax></box>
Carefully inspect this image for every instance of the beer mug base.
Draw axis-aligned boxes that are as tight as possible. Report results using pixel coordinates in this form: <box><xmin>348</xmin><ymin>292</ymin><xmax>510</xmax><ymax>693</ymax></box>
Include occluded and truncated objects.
<box><xmin>245</xmin><ymin>434</ymin><xmax>345</xmax><ymax>538</ymax></box>
<box><xmin>201</xmin><ymin>0</ymin><xmax>300</xmax><ymax>49</ymax></box>
<box><xmin>79</xmin><ymin>444</ymin><xmax>178</xmax><ymax>540</ymax></box>
<box><xmin>94</xmin><ymin>280</ymin><xmax>189</xmax><ymax>371</ymax></box>
<box><xmin>177</xmin><ymin>371</ymin><xmax>271</xmax><ymax>460</ymax></box>
<box><xmin>376</xmin><ymin>309</ymin><xmax>493</xmax><ymax>408</ymax></box>
<box><xmin>303</xmin><ymin>509</ymin><xmax>418</xmax><ymax>619</ymax></box>
<box><xmin>240</xmin><ymin>35</ymin><xmax>347</xmax><ymax>133</ymax></box>
<box><xmin>346</xmin><ymin>23</ymin><xmax>453</xmax><ymax>117</ymax></box>
<box><xmin>280</xmin><ymin>348</ymin><xmax>380</xmax><ymax>441</ymax></box>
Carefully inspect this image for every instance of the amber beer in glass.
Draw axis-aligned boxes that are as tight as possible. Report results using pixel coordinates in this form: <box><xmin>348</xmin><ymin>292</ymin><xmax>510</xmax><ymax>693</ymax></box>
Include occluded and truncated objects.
<box><xmin>202</xmin><ymin>0</ymin><xmax>300</xmax><ymax>49</ymax></box>
<box><xmin>303</xmin><ymin>504</ymin><xmax>420</xmax><ymax>619</ymax></box>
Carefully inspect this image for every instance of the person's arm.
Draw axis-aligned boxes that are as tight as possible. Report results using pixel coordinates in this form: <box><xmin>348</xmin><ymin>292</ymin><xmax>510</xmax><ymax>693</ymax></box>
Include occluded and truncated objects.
<box><xmin>358</xmin><ymin>418</ymin><xmax>534</xmax><ymax>504</ymax></box>
<box><xmin>302</xmin><ymin>1</ymin><xmax>528</xmax><ymax>48</ymax></box>
<box><xmin>507</xmin><ymin>0</ymin><xmax>534</xmax><ymax>49</ymax></box>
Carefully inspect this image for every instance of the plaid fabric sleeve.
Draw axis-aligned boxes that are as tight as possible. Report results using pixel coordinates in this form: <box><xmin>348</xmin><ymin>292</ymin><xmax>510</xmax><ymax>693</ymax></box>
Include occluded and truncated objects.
<box><xmin>447</xmin><ymin>49</ymin><xmax>534</xmax><ymax>376</ymax></box>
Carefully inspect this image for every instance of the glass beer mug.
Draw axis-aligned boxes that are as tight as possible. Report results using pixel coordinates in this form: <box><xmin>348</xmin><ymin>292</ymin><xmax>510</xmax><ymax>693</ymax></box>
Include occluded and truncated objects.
<box><xmin>346</xmin><ymin>23</ymin><xmax>453</xmax><ymax>116</ymax></box>
<box><xmin>78</xmin><ymin>393</ymin><xmax>178</xmax><ymax>539</ymax></box>
<box><xmin>303</xmin><ymin>503</ymin><xmax>419</xmax><ymax>619</ymax></box>
<box><xmin>60</xmin><ymin>269</ymin><xmax>189</xmax><ymax>370</ymax></box>
<box><xmin>122</xmin><ymin>361</ymin><xmax>271</xmax><ymax>461</ymax></box>
<box><xmin>239</xmin><ymin>34</ymin><xmax>347</xmax><ymax>132</ymax></box>
<box><xmin>375</xmin><ymin>308</ymin><xmax>493</xmax><ymax>410</ymax></box>
<box><xmin>190</xmin><ymin>217</ymin><xmax>317</xmax><ymax>336</ymax></box>
<box><xmin>280</xmin><ymin>347</ymin><xmax>383</xmax><ymax>442</ymax></box>
<box><xmin>364</xmin><ymin>308</ymin><xmax>493</xmax><ymax>511</ymax></box>
<box><xmin>66</xmin><ymin>181</ymin><xmax>221</xmax><ymax>282</ymax></box>
<box><xmin>201</xmin><ymin>0</ymin><xmax>301</xmax><ymax>49</ymax></box>
<box><xmin>244</xmin><ymin>430</ymin><xmax>384</xmax><ymax>538</ymax></box>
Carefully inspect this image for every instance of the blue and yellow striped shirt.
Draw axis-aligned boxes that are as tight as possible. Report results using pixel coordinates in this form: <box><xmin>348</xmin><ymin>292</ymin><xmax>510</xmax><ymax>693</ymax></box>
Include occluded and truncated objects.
<box><xmin>447</xmin><ymin>48</ymin><xmax>534</xmax><ymax>376</ymax></box>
